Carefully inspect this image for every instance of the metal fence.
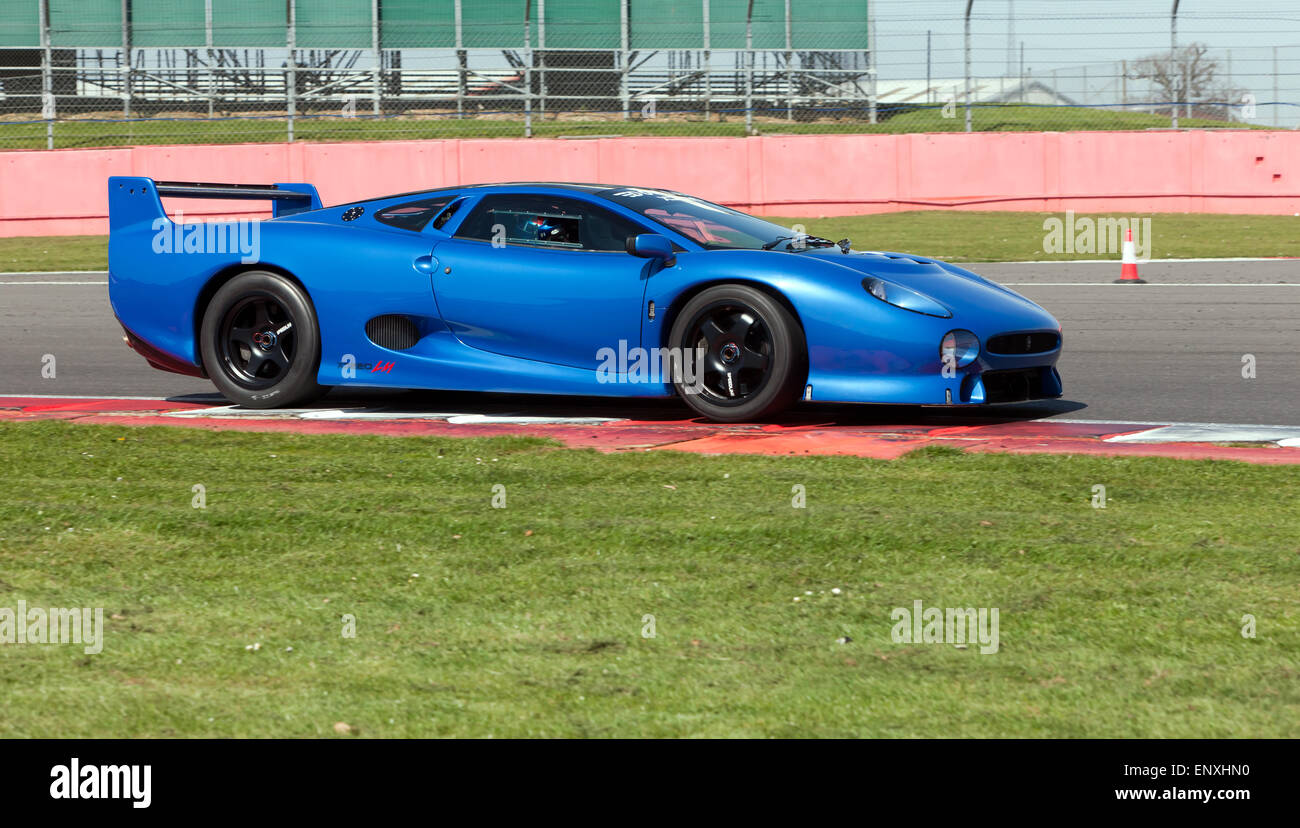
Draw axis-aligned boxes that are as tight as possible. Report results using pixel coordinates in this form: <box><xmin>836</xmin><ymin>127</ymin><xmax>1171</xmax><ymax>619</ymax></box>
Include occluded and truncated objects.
<box><xmin>0</xmin><ymin>1</ymin><xmax>1297</xmax><ymax>149</ymax></box>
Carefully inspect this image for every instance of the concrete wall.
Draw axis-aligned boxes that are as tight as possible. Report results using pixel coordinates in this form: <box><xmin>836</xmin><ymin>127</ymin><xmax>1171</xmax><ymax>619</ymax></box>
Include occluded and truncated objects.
<box><xmin>3</xmin><ymin>130</ymin><xmax>1299</xmax><ymax>237</ymax></box>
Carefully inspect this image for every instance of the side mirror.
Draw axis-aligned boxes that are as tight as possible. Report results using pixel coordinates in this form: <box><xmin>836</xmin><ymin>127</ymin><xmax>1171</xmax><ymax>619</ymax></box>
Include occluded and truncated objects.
<box><xmin>626</xmin><ymin>233</ymin><xmax>676</xmax><ymax>267</ymax></box>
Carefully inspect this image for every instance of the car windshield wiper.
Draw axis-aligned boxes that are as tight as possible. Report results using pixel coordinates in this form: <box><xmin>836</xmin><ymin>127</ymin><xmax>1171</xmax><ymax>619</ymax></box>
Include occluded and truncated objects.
<box><xmin>760</xmin><ymin>234</ymin><xmax>837</xmax><ymax>251</ymax></box>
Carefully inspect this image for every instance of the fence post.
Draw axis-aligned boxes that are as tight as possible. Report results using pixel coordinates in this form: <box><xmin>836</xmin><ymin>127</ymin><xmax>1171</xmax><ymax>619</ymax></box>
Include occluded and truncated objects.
<box><xmin>1273</xmin><ymin>46</ymin><xmax>1279</xmax><ymax>128</ymax></box>
<box><xmin>39</xmin><ymin>0</ymin><xmax>53</xmax><ymax>149</ymax></box>
<box><xmin>1170</xmin><ymin>0</ymin><xmax>1180</xmax><ymax>128</ymax></box>
<box><xmin>703</xmin><ymin>0</ymin><xmax>711</xmax><ymax>121</ymax></box>
<box><xmin>371</xmin><ymin>0</ymin><xmax>381</xmax><ymax>116</ymax></box>
<box><xmin>964</xmin><ymin>0</ymin><xmax>973</xmax><ymax>132</ymax></box>
<box><xmin>620</xmin><ymin>0</ymin><xmax>630</xmax><ymax>120</ymax></box>
<box><xmin>538</xmin><ymin>0</ymin><xmax>546</xmax><ymax>118</ymax></box>
<box><xmin>205</xmin><ymin>0</ymin><xmax>214</xmax><ymax>117</ymax></box>
<box><xmin>868</xmin><ymin>2</ymin><xmax>877</xmax><ymax>124</ymax></box>
<box><xmin>287</xmin><ymin>0</ymin><xmax>296</xmax><ymax>142</ymax></box>
<box><xmin>524</xmin><ymin>0</ymin><xmax>533</xmax><ymax>138</ymax></box>
<box><xmin>1019</xmin><ymin>41</ymin><xmax>1025</xmax><ymax>102</ymax></box>
<box><xmin>1225</xmin><ymin>49</ymin><xmax>1231</xmax><ymax>121</ymax></box>
<box><xmin>745</xmin><ymin>0</ymin><xmax>753</xmax><ymax>134</ymax></box>
<box><xmin>455</xmin><ymin>0</ymin><xmax>465</xmax><ymax>119</ymax></box>
<box><xmin>121</xmin><ymin>0</ymin><xmax>132</xmax><ymax>120</ymax></box>
<box><xmin>784</xmin><ymin>0</ymin><xmax>793</xmax><ymax>120</ymax></box>
<box><xmin>926</xmin><ymin>30</ymin><xmax>931</xmax><ymax>105</ymax></box>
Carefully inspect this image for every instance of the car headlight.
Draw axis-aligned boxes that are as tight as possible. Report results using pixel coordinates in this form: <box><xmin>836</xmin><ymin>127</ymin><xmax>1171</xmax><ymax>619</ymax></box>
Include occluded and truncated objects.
<box><xmin>941</xmin><ymin>329</ymin><xmax>980</xmax><ymax>368</ymax></box>
<box><xmin>861</xmin><ymin>277</ymin><xmax>951</xmax><ymax>318</ymax></box>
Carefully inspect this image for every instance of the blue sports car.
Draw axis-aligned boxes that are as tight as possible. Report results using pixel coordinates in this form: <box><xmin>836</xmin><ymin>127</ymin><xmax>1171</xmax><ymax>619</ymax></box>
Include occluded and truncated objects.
<box><xmin>108</xmin><ymin>177</ymin><xmax>1062</xmax><ymax>422</ymax></box>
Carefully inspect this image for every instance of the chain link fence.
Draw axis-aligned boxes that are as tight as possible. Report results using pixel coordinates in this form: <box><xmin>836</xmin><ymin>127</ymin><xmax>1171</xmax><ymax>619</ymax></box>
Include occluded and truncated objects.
<box><xmin>0</xmin><ymin>1</ymin><xmax>1296</xmax><ymax>149</ymax></box>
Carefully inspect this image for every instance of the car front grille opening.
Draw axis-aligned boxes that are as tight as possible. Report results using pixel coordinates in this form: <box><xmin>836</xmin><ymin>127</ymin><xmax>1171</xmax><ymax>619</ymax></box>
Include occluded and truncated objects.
<box><xmin>982</xmin><ymin>368</ymin><xmax>1041</xmax><ymax>404</ymax></box>
<box><xmin>986</xmin><ymin>331</ymin><xmax>1060</xmax><ymax>355</ymax></box>
<box><xmin>365</xmin><ymin>315</ymin><xmax>420</xmax><ymax>351</ymax></box>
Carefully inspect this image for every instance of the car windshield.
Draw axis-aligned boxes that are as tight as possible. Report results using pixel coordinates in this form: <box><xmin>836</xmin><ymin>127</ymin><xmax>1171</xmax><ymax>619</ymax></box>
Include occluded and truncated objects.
<box><xmin>598</xmin><ymin>187</ymin><xmax>795</xmax><ymax>250</ymax></box>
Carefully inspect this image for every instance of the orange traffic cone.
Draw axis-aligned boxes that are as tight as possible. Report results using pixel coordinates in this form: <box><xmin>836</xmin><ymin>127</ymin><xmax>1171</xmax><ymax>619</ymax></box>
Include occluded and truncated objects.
<box><xmin>1114</xmin><ymin>226</ymin><xmax>1146</xmax><ymax>283</ymax></box>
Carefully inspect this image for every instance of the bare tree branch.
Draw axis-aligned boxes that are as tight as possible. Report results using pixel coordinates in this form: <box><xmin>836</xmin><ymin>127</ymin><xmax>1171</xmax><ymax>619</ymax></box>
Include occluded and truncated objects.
<box><xmin>1127</xmin><ymin>42</ymin><xmax>1247</xmax><ymax>119</ymax></box>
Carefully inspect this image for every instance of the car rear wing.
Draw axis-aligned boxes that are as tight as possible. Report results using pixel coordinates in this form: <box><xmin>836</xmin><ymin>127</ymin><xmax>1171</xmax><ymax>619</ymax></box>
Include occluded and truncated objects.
<box><xmin>108</xmin><ymin>176</ymin><xmax>323</xmax><ymax>231</ymax></box>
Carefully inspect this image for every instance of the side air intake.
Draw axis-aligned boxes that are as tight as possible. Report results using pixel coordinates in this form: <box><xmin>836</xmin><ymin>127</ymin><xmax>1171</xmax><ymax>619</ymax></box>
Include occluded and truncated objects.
<box><xmin>365</xmin><ymin>315</ymin><xmax>420</xmax><ymax>351</ymax></box>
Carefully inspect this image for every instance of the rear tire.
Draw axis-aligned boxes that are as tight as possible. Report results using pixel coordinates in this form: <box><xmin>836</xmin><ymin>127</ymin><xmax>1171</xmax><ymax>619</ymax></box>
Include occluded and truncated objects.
<box><xmin>199</xmin><ymin>270</ymin><xmax>325</xmax><ymax>408</ymax></box>
<box><xmin>668</xmin><ymin>284</ymin><xmax>806</xmax><ymax>422</ymax></box>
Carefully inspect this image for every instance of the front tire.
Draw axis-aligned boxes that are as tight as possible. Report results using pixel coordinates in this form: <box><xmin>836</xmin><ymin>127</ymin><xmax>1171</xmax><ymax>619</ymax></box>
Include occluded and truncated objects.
<box><xmin>668</xmin><ymin>284</ymin><xmax>806</xmax><ymax>422</ymax></box>
<box><xmin>199</xmin><ymin>270</ymin><xmax>325</xmax><ymax>408</ymax></box>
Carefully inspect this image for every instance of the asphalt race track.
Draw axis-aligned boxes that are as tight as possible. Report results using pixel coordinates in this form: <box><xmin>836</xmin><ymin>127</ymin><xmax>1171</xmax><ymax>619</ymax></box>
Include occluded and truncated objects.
<box><xmin>1</xmin><ymin>259</ymin><xmax>1297</xmax><ymax>426</ymax></box>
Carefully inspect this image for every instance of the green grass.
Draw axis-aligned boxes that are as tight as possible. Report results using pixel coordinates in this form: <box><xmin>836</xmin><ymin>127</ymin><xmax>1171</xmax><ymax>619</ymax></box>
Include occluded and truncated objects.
<box><xmin>0</xmin><ymin>104</ymin><xmax>1256</xmax><ymax>150</ymax></box>
<box><xmin>863</xmin><ymin>104</ymin><xmax>1249</xmax><ymax>134</ymax></box>
<box><xmin>0</xmin><ymin>421</ymin><xmax>1296</xmax><ymax>738</ymax></box>
<box><xmin>7</xmin><ymin>211</ymin><xmax>1299</xmax><ymax>272</ymax></box>
<box><xmin>0</xmin><ymin>235</ymin><xmax>107</xmax><ymax>272</ymax></box>
<box><xmin>775</xmin><ymin>211</ymin><xmax>1300</xmax><ymax>262</ymax></box>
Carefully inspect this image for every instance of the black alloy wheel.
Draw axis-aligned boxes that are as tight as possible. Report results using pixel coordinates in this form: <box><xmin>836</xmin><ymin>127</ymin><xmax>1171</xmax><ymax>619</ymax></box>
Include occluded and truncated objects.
<box><xmin>668</xmin><ymin>284</ymin><xmax>806</xmax><ymax>422</ymax></box>
<box><xmin>219</xmin><ymin>294</ymin><xmax>296</xmax><ymax>388</ymax></box>
<box><xmin>199</xmin><ymin>270</ymin><xmax>325</xmax><ymax>408</ymax></box>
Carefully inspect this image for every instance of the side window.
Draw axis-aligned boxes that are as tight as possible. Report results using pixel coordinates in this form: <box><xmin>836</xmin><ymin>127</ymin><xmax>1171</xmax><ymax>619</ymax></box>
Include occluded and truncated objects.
<box><xmin>455</xmin><ymin>194</ymin><xmax>647</xmax><ymax>252</ymax></box>
<box><xmin>431</xmin><ymin>197</ymin><xmax>466</xmax><ymax>232</ymax></box>
<box><xmin>374</xmin><ymin>197</ymin><xmax>453</xmax><ymax>231</ymax></box>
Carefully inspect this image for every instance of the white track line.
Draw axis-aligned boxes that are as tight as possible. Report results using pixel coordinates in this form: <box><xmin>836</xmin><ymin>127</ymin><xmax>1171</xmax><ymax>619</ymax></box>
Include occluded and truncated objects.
<box><xmin>0</xmin><ymin>281</ymin><xmax>105</xmax><ymax>285</ymax></box>
<box><xmin>0</xmin><ymin>271</ymin><xmax>109</xmax><ymax>276</ymax></box>
<box><xmin>1107</xmin><ymin>425</ymin><xmax>1300</xmax><ymax>444</ymax></box>
<box><xmin>162</xmin><ymin>404</ymin><xmax>626</xmax><ymax>425</ymax></box>
<box><xmin>1049</xmin><ymin>417</ymin><xmax>1300</xmax><ymax>428</ymax></box>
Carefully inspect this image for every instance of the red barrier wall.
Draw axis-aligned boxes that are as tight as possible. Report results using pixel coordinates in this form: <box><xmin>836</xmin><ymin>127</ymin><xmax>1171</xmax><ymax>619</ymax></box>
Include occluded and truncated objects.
<box><xmin>3</xmin><ymin>131</ymin><xmax>1300</xmax><ymax>237</ymax></box>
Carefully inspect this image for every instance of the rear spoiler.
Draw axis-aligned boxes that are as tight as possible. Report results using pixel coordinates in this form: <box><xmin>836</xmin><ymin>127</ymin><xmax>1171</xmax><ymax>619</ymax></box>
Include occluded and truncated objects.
<box><xmin>109</xmin><ymin>176</ymin><xmax>323</xmax><ymax>230</ymax></box>
<box><xmin>155</xmin><ymin>181</ymin><xmax>321</xmax><ymax>212</ymax></box>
